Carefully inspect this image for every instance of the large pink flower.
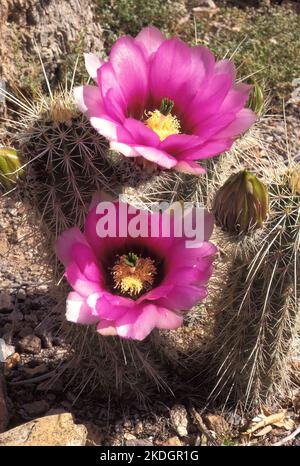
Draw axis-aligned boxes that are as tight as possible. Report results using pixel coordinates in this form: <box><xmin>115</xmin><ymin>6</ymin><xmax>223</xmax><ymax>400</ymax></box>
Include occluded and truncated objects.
<box><xmin>55</xmin><ymin>198</ymin><xmax>216</xmax><ymax>340</ymax></box>
<box><xmin>74</xmin><ymin>26</ymin><xmax>256</xmax><ymax>175</ymax></box>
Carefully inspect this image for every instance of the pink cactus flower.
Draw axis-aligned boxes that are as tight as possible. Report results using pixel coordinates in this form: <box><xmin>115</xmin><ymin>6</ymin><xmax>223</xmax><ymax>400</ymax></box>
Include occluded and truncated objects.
<box><xmin>55</xmin><ymin>199</ymin><xmax>216</xmax><ymax>340</ymax></box>
<box><xmin>74</xmin><ymin>26</ymin><xmax>256</xmax><ymax>175</ymax></box>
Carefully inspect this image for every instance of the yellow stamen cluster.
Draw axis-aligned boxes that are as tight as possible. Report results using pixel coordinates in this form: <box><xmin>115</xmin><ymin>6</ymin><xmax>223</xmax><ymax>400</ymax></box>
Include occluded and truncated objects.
<box><xmin>145</xmin><ymin>110</ymin><xmax>181</xmax><ymax>141</ymax></box>
<box><xmin>112</xmin><ymin>254</ymin><xmax>157</xmax><ymax>297</ymax></box>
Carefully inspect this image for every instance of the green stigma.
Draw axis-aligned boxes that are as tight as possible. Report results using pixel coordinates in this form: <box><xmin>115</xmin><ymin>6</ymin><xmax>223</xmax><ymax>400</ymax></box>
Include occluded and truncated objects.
<box><xmin>124</xmin><ymin>252</ymin><xmax>138</xmax><ymax>267</ymax></box>
<box><xmin>159</xmin><ymin>98</ymin><xmax>175</xmax><ymax>116</ymax></box>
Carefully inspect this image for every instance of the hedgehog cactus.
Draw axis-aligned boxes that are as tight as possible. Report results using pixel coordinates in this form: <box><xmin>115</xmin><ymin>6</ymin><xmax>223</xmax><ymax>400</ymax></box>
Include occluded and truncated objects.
<box><xmin>206</xmin><ymin>161</ymin><xmax>300</xmax><ymax>409</ymax></box>
<box><xmin>8</xmin><ymin>90</ymin><xmax>113</xmax><ymax>235</ymax></box>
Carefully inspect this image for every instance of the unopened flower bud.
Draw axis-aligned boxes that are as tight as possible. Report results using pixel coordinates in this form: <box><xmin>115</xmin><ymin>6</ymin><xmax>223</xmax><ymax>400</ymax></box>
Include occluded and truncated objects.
<box><xmin>213</xmin><ymin>170</ymin><xmax>269</xmax><ymax>234</ymax></box>
<box><xmin>0</xmin><ymin>147</ymin><xmax>23</xmax><ymax>189</ymax></box>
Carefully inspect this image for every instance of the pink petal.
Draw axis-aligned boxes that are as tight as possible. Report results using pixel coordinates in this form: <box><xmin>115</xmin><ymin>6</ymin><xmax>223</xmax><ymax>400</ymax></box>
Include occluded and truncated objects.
<box><xmin>110</xmin><ymin>141</ymin><xmax>139</xmax><ymax>157</ymax></box>
<box><xmin>216</xmin><ymin>108</ymin><xmax>257</xmax><ymax>138</ymax></box>
<box><xmin>137</xmin><ymin>284</ymin><xmax>174</xmax><ymax>303</ymax></box>
<box><xmin>97</xmin><ymin>320</ymin><xmax>118</xmax><ymax>336</ymax></box>
<box><xmin>66</xmin><ymin>292</ymin><xmax>99</xmax><ymax>324</ymax></box>
<box><xmin>109</xmin><ymin>36</ymin><xmax>149</xmax><ymax>118</ymax></box>
<box><xmin>71</xmin><ymin>243</ymin><xmax>103</xmax><ymax>283</ymax></box>
<box><xmin>90</xmin><ymin>116</ymin><xmax>120</xmax><ymax>140</ymax></box>
<box><xmin>220</xmin><ymin>83</ymin><xmax>252</xmax><ymax>113</ymax></box>
<box><xmin>174</xmin><ymin>160</ymin><xmax>206</xmax><ymax>175</ymax></box>
<box><xmin>160</xmin><ymin>134</ymin><xmax>204</xmax><ymax>155</ymax></box>
<box><xmin>134</xmin><ymin>146</ymin><xmax>177</xmax><ymax>169</ymax></box>
<box><xmin>98</xmin><ymin>62</ymin><xmax>127</xmax><ymax>121</ymax></box>
<box><xmin>115</xmin><ymin>304</ymin><xmax>183</xmax><ymax>340</ymax></box>
<box><xmin>181</xmin><ymin>138</ymin><xmax>234</xmax><ymax>161</ymax></box>
<box><xmin>123</xmin><ymin>118</ymin><xmax>160</xmax><ymax>147</ymax></box>
<box><xmin>96</xmin><ymin>300</ymin><xmax>132</xmax><ymax>321</ymax></box>
<box><xmin>149</xmin><ymin>38</ymin><xmax>191</xmax><ymax>107</ymax></box>
<box><xmin>191</xmin><ymin>112</ymin><xmax>236</xmax><ymax>140</ymax></box>
<box><xmin>74</xmin><ymin>85</ymin><xmax>104</xmax><ymax>118</ymax></box>
<box><xmin>155</xmin><ymin>308</ymin><xmax>183</xmax><ymax>330</ymax></box>
<box><xmin>159</xmin><ymin>284</ymin><xmax>208</xmax><ymax>310</ymax></box>
<box><xmin>172</xmin><ymin>239</ymin><xmax>217</xmax><ymax>262</ymax></box>
<box><xmin>135</xmin><ymin>26</ymin><xmax>165</xmax><ymax>60</ymax></box>
<box><xmin>55</xmin><ymin>227</ymin><xmax>89</xmax><ymax>266</ymax></box>
<box><xmin>190</xmin><ymin>45</ymin><xmax>215</xmax><ymax>83</ymax></box>
<box><xmin>215</xmin><ymin>59</ymin><xmax>236</xmax><ymax>81</ymax></box>
<box><xmin>84</xmin><ymin>53</ymin><xmax>104</xmax><ymax>81</ymax></box>
<box><xmin>65</xmin><ymin>262</ymin><xmax>103</xmax><ymax>297</ymax></box>
<box><xmin>114</xmin><ymin>304</ymin><xmax>159</xmax><ymax>341</ymax></box>
<box><xmin>183</xmin><ymin>74</ymin><xmax>233</xmax><ymax>131</ymax></box>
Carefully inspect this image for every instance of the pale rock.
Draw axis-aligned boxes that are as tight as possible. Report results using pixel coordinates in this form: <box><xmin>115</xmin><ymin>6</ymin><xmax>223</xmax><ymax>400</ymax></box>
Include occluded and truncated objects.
<box><xmin>0</xmin><ymin>338</ymin><xmax>15</xmax><ymax>362</ymax></box>
<box><xmin>170</xmin><ymin>404</ymin><xmax>188</xmax><ymax>437</ymax></box>
<box><xmin>0</xmin><ymin>413</ymin><xmax>87</xmax><ymax>446</ymax></box>
<box><xmin>18</xmin><ymin>334</ymin><xmax>41</xmax><ymax>354</ymax></box>
<box><xmin>205</xmin><ymin>414</ymin><xmax>230</xmax><ymax>437</ymax></box>
<box><xmin>126</xmin><ymin>438</ymin><xmax>153</xmax><ymax>446</ymax></box>
<box><xmin>193</xmin><ymin>0</ymin><xmax>218</xmax><ymax>16</ymax></box>
<box><xmin>158</xmin><ymin>436</ymin><xmax>184</xmax><ymax>446</ymax></box>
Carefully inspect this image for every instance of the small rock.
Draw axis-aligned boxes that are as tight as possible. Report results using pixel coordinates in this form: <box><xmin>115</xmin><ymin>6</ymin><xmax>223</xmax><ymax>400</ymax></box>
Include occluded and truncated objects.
<box><xmin>124</xmin><ymin>432</ymin><xmax>136</xmax><ymax>441</ymax></box>
<box><xmin>18</xmin><ymin>335</ymin><xmax>41</xmax><ymax>354</ymax></box>
<box><xmin>170</xmin><ymin>404</ymin><xmax>188</xmax><ymax>437</ymax></box>
<box><xmin>0</xmin><ymin>372</ymin><xmax>9</xmax><ymax>433</ymax></box>
<box><xmin>0</xmin><ymin>293</ymin><xmax>13</xmax><ymax>312</ymax></box>
<box><xmin>0</xmin><ymin>338</ymin><xmax>15</xmax><ymax>362</ymax></box>
<box><xmin>193</xmin><ymin>0</ymin><xmax>218</xmax><ymax>16</ymax></box>
<box><xmin>23</xmin><ymin>400</ymin><xmax>50</xmax><ymax>417</ymax></box>
<box><xmin>134</xmin><ymin>420</ymin><xmax>144</xmax><ymax>435</ymax></box>
<box><xmin>126</xmin><ymin>438</ymin><xmax>153</xmax><ymax>446</ymax></box>
<box><xmin>0</xmin><ymin>413</ymin><xmax>87</xmax><ymax>446</ymax></box>
<box><xmin>205</xmin><ymin>414</ymin><xmax>230</xmax><ymax>438</ymax></box>
<box><xmin>158</xmin><ymin>436</ymin><xmax>183</xmax><ymax>446</ymax></box>
<box><xmin>5</xmin><ymin>352</ymin><xmax>20</xmax><ymax>371</ymax></box>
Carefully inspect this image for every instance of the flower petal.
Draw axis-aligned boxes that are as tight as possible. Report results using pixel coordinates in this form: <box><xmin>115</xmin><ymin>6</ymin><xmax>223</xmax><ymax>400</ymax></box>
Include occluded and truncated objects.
<box><xmin>66</xmin><ymin>292</ymin><xmax>99</xmax><ymax>324</ymax></box>
<box><xmin>158</xmin><ymin>284</ymin><xmax>208</xmax><ymax>310</ymax></box>
<box><xmin>97</xmin><ymin>320</ymin><xmax>118</xmax><ymax>336</ymax></box>
<box><xmin>180</xmin><ymin>138</ymin><xmax>234</xmax><ymax>161</ymax></box>
<box><xmin>65</xmin><ymin>262</ymin><xmax>103</xmax><ymax>297</ymax></box>
<box><xmin>98</xmin><ymin>62</ymin><xmax>127</xmax><ymax>121</ymax></box>
<box><xmin>215</xmin><ymin>59</ymin><xmax>236</xmax><ymax>81</ymax></box>
<box><xmin>90</xmin><ymin>116</ymin><xmax>121</xmax><ymax>140</ymax></box>
<box><xmin>123</xmin><ymin>118</ymin><xmax>160</xmax><ymax>147</ymax></box>
<box><xmin>74</xmin><ymin>85</ymin><xmax>104</xmax><ymax>118</ymax></box>
<box><xmin>135</xmin><ymin>26</ymin><xmax>165</xmax><ymax>60</ymax></box>
<box><xmin>110</xmin><ymin>141</ymin><xmax>139</xmax><ymax>157</ymax></box>
<box><xmin>55</xmin><ymin>227</ymin><xmax>89</xmax><ymax>266</ymax></box>
<box><xmin>115</xmin><ymin>304</ymin><xmax>183</xmax><ymax>340</ymax></box>
<box><xmin>149</xmin><ymin>38</ymin><xmax>191</xmax><ymax>108</ymax></box>
<box><xmin>216</xmin><ymin>108</ymin><xmax>257</xmax><ymax>138</ymax></box>
<box><xmin>109</xmin><ymin>36</ymin><xmax>149</xmax><ymax>118</ymax></box>
<box><xmin>134</xmin><ymin>146</ymin><xmax>177</xmax><ymax>168</ymax></box>
<box><xmin>174</xmin><ymin>160</ymin><xmax>206</xmax><ymax>175</ymax></box>
<box><xmin>84</xmin><ymin>53</ymin><xmax>104</xmax><ymax>81</ymax></box>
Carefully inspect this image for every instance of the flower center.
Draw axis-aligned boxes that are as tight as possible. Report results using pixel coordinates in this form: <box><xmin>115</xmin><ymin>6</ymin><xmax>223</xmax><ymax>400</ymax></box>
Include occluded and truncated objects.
<box><xmin>112</xmin><ymin>253</ymin><xmax>157</xmax><ymax>297</ymax></box>
<box><xmin>144</xmin><ymin>98</ymin><xmax>181</xmax><ymax>141</ymax></box>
